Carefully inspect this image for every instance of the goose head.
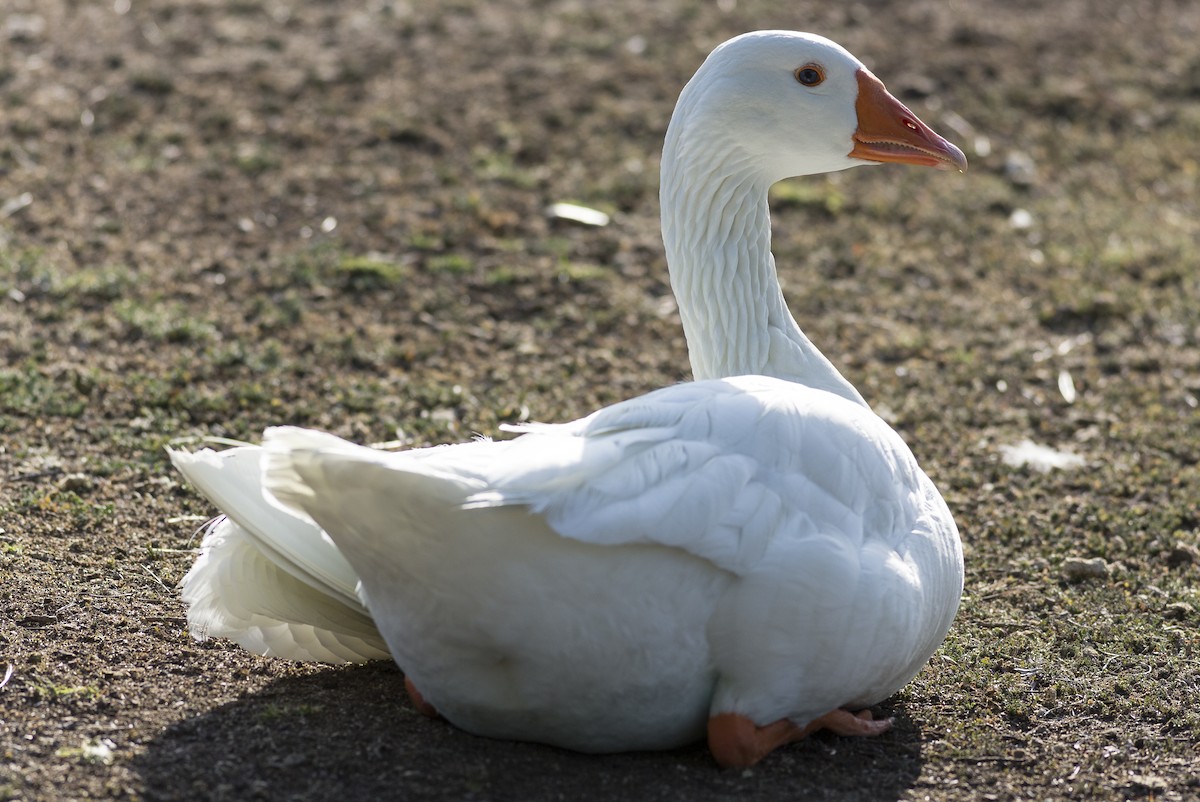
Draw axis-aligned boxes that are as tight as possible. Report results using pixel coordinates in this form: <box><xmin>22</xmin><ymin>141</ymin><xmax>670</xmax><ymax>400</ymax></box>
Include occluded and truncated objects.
<box><xmin>666</xmin><ymin>30</ymin><xmax>967</xmax><ymax>184</ymax></box>
<box><xmin>660</xmin><ymin>31</ymin><xmax>967</xmax><ymax>399</ymax></box>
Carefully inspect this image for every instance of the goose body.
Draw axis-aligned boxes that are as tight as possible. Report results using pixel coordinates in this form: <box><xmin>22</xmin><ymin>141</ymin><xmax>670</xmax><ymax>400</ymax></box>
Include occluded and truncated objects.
<box><xmin>171</xmin><ymin>31</ymin><xmax>966</xmax><ymax>766</ymax></box>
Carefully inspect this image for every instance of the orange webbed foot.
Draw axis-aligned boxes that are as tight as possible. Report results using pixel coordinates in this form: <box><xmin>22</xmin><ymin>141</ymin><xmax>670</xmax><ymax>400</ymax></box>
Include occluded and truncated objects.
<box><xmin>805</xmin><ymin>707</ymin><xmax>893</xmax><ymax>738</ymax></box>
<box><xmin>404</xmin><ymin>676</ymin><xmax>441</xmax><ymax>719</ymax></box>
<box><xmin>707</xmin><ymin>708</ymin><xmax>893</xmax><ymax>768</ymax></box>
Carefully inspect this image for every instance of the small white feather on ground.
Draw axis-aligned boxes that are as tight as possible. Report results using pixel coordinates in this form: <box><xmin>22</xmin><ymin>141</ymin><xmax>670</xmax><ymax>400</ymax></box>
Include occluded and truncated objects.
<box><xmin>998</xmin><ymin>439</ymin><xmax>1086</xmax><ymax>472</ymax></box>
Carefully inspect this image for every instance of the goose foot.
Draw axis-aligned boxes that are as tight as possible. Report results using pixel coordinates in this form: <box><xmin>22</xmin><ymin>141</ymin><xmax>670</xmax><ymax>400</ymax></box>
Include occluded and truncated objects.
<box><xmin>707</xmin><ymin>708</ymin><xmax>892</xmax><ymax>768</ymax></box>
<box><xmin>404</xmin><ymin>676</ymin><xmax>441</xmax><ymax>719</ymax></box>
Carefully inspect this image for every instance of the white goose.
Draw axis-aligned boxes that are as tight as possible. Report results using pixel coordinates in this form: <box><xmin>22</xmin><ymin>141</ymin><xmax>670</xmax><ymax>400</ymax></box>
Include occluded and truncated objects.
<box><xmin>170</xmin><ymin>31</ymin><xmax>966</xmax><ymax>768</ymax></box>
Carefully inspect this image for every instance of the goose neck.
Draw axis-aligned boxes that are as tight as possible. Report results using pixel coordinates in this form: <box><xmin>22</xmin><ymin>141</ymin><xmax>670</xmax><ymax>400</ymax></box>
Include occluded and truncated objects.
<box><xmin>659</xmin><ymin>135</ymin><xmax>867</xmax><ymax>408</ymax></box>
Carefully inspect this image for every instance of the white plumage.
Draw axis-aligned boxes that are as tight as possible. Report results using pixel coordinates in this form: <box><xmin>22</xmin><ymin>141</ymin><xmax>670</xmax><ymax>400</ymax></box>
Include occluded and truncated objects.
<box><xmin>174</xmin><ymin>446</ymin><xmax>386</xmax><ymax>662</ymax></box>
<box><xmin>170</xmin><ymin>30</ymin><xmax>966</xmax><ymax>767</ymax></box>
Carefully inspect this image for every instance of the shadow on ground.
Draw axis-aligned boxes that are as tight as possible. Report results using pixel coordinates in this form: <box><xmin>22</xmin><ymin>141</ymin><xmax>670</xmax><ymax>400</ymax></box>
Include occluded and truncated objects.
<box><xmin>133</xmin><ymin>661</ymin><xmax>925</xmax><ymax>801</ymax></box>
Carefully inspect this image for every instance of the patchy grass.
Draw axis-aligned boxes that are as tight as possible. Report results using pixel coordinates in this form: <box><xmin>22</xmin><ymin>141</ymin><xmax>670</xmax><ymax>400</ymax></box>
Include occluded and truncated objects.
<box><xmin>30</xmin><ymin>681</ymin><xmax>102</xmax><ymax>703</ymax></box>
<box><xmin>114</xmin><ymin>299</ymin><xmax>221</xmax><ymax>345</ymax></box>
<box><xmin>336</xmin><ymin>254</ymin><xmax>409</xmax><ymax>286</ymax></box>
<box><xmin>0</xmin><ymin>366</ymin><xmax>91</xmax><ymax>420</ymax></box>
<box><xmin>5</xmin><ymin>489</ymin><xmax>115</xmax><ymax>529</ymax></box>
<box><xmin>426</xmin><ymin>253</ymin><xmax>474</xmax><ymax>275</ymax></box>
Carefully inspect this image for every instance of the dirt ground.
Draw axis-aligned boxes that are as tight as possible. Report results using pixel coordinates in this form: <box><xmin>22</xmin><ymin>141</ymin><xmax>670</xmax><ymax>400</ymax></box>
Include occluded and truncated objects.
<box><xmin>2</xmin><ymin>0</ymin><xmax>1199</xmax><ymax>799</ymax></box>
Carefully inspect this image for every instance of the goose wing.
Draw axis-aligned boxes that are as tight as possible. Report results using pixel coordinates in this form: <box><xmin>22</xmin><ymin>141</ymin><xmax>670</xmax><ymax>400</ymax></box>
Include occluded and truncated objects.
<box><xmin>265</xmin><ymin>375</ymin><xmax>929</xmax><ymax>579</ymax></box>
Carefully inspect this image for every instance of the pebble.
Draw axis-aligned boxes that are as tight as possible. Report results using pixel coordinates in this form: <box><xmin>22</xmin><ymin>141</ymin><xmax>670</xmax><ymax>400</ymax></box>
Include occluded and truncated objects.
<box><xmin>1004</xmin><ymin>150</ymin><xmax>1038</xmax><ymax>185</ymax></box>
<box><xmin>1</xmin><ymin>192</ymin><xmax>33</xmax><ymax>218</ymax></box>
<box><xmin>1126</xmin><ymin>774</ymin><xmax>1168</xmax><ymax>794</ymax></box>
<box><xmin>1009</xmin><ymin>208</ymin><xmax>1034</xmax><ymax>229</ymax></box>
<box><xmin>1165</xmin><ymin>541</ymin><xmax>1199</xmax><ymax>567</ymax></box>
<box><xmin>1062</xmin><ymin>556</ymin><xmax>1108</xmax><ymax>582</ymax></box>
<box><xmin>80</xmin><ymin>738</ymin><xmax>116</xmax><ymax>766</ymax></box>
<box><xmin>3</xmin><ymin>14</ymin><xmax>45</xmax><ymax>42</ymax></box>
<box><xmin>59</xmin><ymin>473</ymin><xmax>94</xmax><ymax>494</ymax></box>
<box><xmin>1163</xmin><ymin>602</ymin><xmax>1194</xmax><ymax>620</ymax></box>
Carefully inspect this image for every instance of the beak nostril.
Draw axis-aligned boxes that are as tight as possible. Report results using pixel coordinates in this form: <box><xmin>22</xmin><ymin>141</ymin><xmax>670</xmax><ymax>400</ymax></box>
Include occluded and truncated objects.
<box><xmin>852</xmin><ymin>68</ymin><xmax>966</xmax><ymax>171</ymax></box>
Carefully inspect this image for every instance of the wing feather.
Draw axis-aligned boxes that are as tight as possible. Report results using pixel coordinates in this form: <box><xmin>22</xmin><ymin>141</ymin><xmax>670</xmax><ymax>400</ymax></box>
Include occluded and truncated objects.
<box><xmin>452</xmin><ymin>376</ymin><xmax>920</xmax><ymax>575</ymax></box>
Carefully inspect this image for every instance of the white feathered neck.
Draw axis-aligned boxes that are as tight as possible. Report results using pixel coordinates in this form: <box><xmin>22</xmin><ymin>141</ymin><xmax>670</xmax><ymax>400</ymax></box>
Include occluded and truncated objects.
<box><xmin>659</xmin><ymin>37</ymin><xmax>868</xmax><ymax>408</ymax></box>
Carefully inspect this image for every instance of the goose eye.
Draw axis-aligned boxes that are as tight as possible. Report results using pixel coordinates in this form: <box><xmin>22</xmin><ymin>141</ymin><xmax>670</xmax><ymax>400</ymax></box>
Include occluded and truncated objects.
<box><xmin>794</xmin><ymin>65</ymin><xmax>825</xmax><ymax>86</ymax></box>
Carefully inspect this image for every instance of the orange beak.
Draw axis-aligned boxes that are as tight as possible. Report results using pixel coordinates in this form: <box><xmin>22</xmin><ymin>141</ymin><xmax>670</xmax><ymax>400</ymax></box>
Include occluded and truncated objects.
<box><xmin>849</xmin><ymin>68</ymin><xmax>968</xmax><ymax>173</ymax></box>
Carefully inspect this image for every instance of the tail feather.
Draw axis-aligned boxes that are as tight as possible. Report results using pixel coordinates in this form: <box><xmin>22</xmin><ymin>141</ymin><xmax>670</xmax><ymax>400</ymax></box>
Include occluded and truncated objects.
<box><xmin>170</xmin><ymin>444</ymin><xmax>362</xmax><ymax>610</ymax></box>
<box><xmin>259</xmin><ymin>426</ymin><xmax>394</xmax><ymax>519</ymax></box>
<box><xmin>262</xmin><ymin>425</ymin><xmax>479</xmax><ymax>525</ymax></box>
<box><xmin>181</xmin><ymin>516</ymin><xmax>389</xmax><ymax>663</ymax></box>
<box><xmin>170</xmin><ymin>444</ymin><xmax>389</xmax><ymax>663</ymax></box>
